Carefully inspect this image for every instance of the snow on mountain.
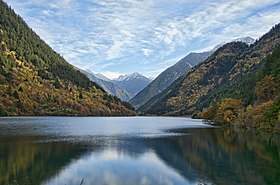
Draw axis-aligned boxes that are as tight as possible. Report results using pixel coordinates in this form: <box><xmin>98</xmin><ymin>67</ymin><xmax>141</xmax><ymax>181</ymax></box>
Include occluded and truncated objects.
<box><xmin>112</xmin><ymin>72</ymin><xmax>152</xmax><ymax>96</ymax></box>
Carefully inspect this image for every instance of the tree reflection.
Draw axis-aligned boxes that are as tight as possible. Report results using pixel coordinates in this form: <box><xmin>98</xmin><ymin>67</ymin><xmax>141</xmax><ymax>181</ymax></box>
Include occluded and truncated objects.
<box><xmin>149</xmin><ymin>128</ymin><xmax>280</xmax><ymax>185</ymax></box>
<box><xmin>0</xmin><ymin>128</ymin><xmax>279</xmax><ymax>185</ymax></box>
<box><xmin>0</xmin><ymin>136</ymin><xmax>87</xmax><ymax>185</ymax></box>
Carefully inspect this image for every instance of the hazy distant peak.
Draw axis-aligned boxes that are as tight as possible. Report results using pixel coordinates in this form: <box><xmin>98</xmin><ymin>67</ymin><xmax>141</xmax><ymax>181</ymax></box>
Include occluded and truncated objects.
<box><xmin>95</xmin><ymin>73</ymin><xmax>112</xmax><ymax>82</ymax></box>
<box><xmin>130</xmin><ymin>72</ymin><xmax>143</xmax><ymax>77</ymax></box>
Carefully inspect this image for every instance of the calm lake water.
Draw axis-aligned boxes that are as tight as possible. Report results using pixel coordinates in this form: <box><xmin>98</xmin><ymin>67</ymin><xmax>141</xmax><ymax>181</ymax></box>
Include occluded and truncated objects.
<box><xmin>0</xmin><ymin>117</ymin><xmax>279</xmax><ymax>185</ymax></box>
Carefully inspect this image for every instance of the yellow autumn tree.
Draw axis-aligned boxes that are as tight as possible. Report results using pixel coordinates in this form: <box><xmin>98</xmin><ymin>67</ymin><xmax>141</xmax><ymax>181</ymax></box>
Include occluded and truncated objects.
<box><xmin>214</xmin><ymin>98</ymin><xmax>243</xmax><ymax>125</ymax></box>
<box><xmin>202</xmin><ymin>103</ymin><xmax>219</xmax><ymax>121</ymax></box>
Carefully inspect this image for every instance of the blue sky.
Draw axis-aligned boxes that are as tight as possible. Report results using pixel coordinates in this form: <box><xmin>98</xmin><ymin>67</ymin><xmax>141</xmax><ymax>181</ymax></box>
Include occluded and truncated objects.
<box><xmin>5</xmin><ymin>0</ymin><xmax>280</xmax><ymax>79</ymax></box>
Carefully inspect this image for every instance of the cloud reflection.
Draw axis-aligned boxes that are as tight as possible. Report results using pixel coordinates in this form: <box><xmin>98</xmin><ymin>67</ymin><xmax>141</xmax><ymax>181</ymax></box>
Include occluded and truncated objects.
<box><xmin>43</xmin><ymin>149</ymin><xmax>202</xmax><ymax>185</ymax></box>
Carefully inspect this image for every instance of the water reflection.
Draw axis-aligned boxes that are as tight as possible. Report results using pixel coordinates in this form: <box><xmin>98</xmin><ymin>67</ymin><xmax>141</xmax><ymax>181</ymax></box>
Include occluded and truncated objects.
<box><xmin>44</xmin><ymin>149</ymin><xmax>200</xmax><ymax>185</ymax></box>
<box><xmin>0</xmin><ymin>125</ymin><xmax>279</xmax><ymax>185</ymax></box>
<box><xmin>163</xmin><ymin>128</ymin><xmax>280</xmax><ymax>185</ymax></box>
<box><xmin>0</xmin><ymin>136</ymin><xmax>86</xmax><ymax>185</ymax></box>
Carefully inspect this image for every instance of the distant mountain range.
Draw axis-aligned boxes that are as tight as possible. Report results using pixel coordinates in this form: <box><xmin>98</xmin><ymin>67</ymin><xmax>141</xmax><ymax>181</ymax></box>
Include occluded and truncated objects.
<box><xmin>81</xmin><ymin>71</ymin><xmax>151</xmax><ymax>101</ymax></box>
<box><xmin>111</xmin><ymin>72</ymin><xmax>152</xmax><ymax>97</ymax></box>
<box><xmin>130</xmin><ymin>36</ymin><xmax>255</xmax><ymax>109</ymax></box>
<box><xmin>81</xmin><ymin>70</ymin><xmax>132</xmax><ymax>101</ymax></box>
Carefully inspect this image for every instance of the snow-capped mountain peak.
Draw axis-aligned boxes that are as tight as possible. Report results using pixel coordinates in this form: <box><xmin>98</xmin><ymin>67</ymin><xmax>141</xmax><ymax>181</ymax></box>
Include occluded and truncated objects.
<box><xmin>112</xmin><ymin>72</ymin><xmax>152</xmax><ymax>96</ymax></box>
<box><xmin>114</xmin><ymin>72</ymin><xmax>146</xmax><ymax>81</ymax></box>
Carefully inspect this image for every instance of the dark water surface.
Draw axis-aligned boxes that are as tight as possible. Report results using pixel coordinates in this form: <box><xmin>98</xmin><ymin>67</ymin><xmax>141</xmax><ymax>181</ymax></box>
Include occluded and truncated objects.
<box><xmin>0</xmin><ymin>117</ymin><xmax>279</xmax><ymax>185</ymax></box>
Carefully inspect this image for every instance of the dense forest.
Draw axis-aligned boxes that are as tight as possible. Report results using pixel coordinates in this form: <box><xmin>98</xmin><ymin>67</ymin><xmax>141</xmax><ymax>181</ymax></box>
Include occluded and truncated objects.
<box><xmin>0</xmin><ymin>0</ymin><xmax>135</xmax><ymax>116</ymax></box>
<box><xmin>202</xmin><ymin>45</ymin><xmax>280</xmax><ymax>133</ymax></box>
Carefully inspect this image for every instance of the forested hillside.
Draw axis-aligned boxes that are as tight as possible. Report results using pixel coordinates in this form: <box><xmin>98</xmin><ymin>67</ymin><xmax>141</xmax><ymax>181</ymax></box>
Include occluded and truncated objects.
<box><xmin>141</xmin><ymin>24</ymin><xmax>280</xmax><ymax>132</ymax></box>
<box><xmin>139</xmin><ymin>42</ymin><xmax>249</xmax><ymax>114</ymax></box>
<box><xmin>0</xmin><ymin>0</ymin><xmax>135</xmax><ymax>116</ymax></box>
<box><xmin>202</xmin><ymin>45</ymin><xmax>280</xmax><ymax>132</ymax></box>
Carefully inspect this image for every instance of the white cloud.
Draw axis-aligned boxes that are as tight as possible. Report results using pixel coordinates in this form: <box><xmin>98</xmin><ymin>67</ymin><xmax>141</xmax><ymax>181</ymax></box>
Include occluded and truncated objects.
<box><xmin>154</xmin><ymin>0</ymin><xmax>280</xmax><ymax>48</ymax></box>
<box><xmin>142</xmin><ymin>49</ymin><xmax>153</xmax><ymax>57</ymax></box>
<box><xmin>106</xmin><ymin>40</ymin><xmax>125</xmax><ymax>60</ymax></box>
<box><xmin>102</xmin><ymin>71</ymin><xmax>124</xmax><ymax>80</ymax></box>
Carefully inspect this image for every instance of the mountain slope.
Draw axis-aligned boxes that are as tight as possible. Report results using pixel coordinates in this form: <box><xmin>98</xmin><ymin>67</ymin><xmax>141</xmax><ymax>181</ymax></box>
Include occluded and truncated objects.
<box><xmin>130</xmin><ymin>51</ymin><xmax>213</xmax><ymax>108</ymax></box>
<box><xmin>140</xmin><ymin>42</ymin><xmax>248</xmax><ymax>114</ymax></box>
<box><xmin>0</xmin><ymin>0</ymin><xmax>135</xmax><ymax>116</ymax></box>
<box><xmin>140</xmin><ymin>24</ymin><xmax>280</xmax><ymax>116</ymax></box>
<box><xmin>81</xmin><ymin>70</ymin><xmax>132</xmax><ymax>101</ymax></box>
<box><xmin>196</xmin><ymin>25</ymin><xmax>280</xmax><ymax>110</ymax></box>
<box><xmin>200</xmin><ymin>43</ymin><xmax>280</xmax><ymax>132</ymax></box>
<box><xmin>112</xmin><ymin>72</ymin><xmax>152</xmax><ymax>96</ymax></box>
<box><xmin>130</xmin><ymin>37</ymin><xmax>254</xmax><ymax>109</ymax></box>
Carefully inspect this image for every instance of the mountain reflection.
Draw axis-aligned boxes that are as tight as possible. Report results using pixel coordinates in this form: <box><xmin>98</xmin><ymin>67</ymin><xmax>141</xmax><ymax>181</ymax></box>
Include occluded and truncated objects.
<box><xmin>0</xmin><ymin>136</ymin><xmax>87</xmax><ymax>185</ymax></box>
<box><xmin>1</xmin><ymin>128</ymin><xmax>279</xmax><ymax>185</ymax></box>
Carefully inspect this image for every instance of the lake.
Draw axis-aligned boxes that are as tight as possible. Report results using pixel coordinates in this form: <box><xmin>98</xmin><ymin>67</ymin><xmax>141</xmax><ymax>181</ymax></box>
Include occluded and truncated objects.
<box><xmin>0</xmin><ymin>117</ymin><xmax>279</xmax><ymax>185</ymax></box>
